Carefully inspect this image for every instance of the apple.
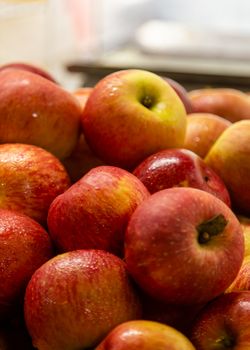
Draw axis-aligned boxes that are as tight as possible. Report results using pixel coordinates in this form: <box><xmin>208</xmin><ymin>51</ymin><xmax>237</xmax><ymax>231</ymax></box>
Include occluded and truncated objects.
<box><xmin>125</xmin><ymin>187</ymin><xmax>244</xmax><ymax>305</ymax></box>
<box><xmin>0</xmin><ymin>68</ymin><xmax>82</xmax><ymax>159</ymax></box>
<box><xmin>0</xmin><ymin>209</ymin><xmax>53</xmax><ymax>319</ymax></box>
<box><xmin>81</xmin><ymin>69</ymin><xmax>187</xmax><ymax>169</ymax></box>
<box><xmin>184</xmin><ymin>113</ymin><xmax>231</xmax><ymax>158</ymax></box>
<box><xmin>0</xmin><ymin>143</ymin><xmax>71</xmax><ymax>225</ymax></box>
<box><xmin>47</xmin><ymin>165</ymin><xmax>150</xmax><ymax>255</ymax></box>
<box><xmin>133</xmin><ymin>148</ymin><xmax>231</xmax><ymax>207</ymax></box>
<box><xmin>188</xmin><ymin>88</ymin><xmax>250</xmax><ymax>123</ymax></box>
<box><xmin>24</xmin><ymin>249</ymin><xmax>142</xmax><ymax>350</ymax></box>
<box><xmin>163</xmin><ymin>77</ymin><xmax>193</xmax><ymax>114</ymax></box>
<box><xmin>205</xmin><ymin>120</ymin><xmax>250</xmax><ymax>216</ymax></box>
<box><xmin>95</xmin><ymin>320</ymin><xmax>196</xmax><ymax>350</ymax></box>
<box><xmin>190</xmin><ymin>291</ymin><xmax>250</xmax><ymax>349</ymax></box>
<box><xmin>0</xmin><ymin>62</ymin><xmax>57</xmax><ymax>83</ymax></box>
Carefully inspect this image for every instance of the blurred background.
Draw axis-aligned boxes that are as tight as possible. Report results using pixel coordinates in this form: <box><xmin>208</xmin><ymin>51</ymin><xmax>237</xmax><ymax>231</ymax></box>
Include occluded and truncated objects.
<box><xmin>1</xmin><ymin>0</ymin><xmax>250</xmax><ymax>89</ymax></box>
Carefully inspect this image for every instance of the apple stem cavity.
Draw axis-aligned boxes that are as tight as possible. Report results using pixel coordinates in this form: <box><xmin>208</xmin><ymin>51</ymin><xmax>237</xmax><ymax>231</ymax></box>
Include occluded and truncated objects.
<box><xmin>215</xmin><ymin>334</ymin><xmax>235</xmax><ymax>348</ymax></box>
<box><xmin>141</xmin><ymin>95</ymin><xmax>155</xmax><ymax>109</ymax></box>
<box><xmin>197</xmin><ymin>214</ymin><xmax>228</xmax><ymax>244</ymax></box>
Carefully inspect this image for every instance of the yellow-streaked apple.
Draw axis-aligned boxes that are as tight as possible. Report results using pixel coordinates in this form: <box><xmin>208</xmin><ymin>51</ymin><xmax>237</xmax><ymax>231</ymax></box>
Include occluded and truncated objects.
<box><xmin>24</xmin><ymin>249</ymin><xmax>141</xmax><ymax>350</ymax></box>
<box><xmin>82</xmin><ymin>69</ymin><xmax>187</xmax><ymax>169</ymax></box>
<box><xmin>205</xmin><ymin>120</ymin><xmax>250</xmax><ymax>216</ymax></box>
<box><xmin>184</xmin><ymin>113</ymin><xmax>231</xmax><ymax>158</ymax></box>
<box><xmin>47</xmin><ymin>165</ymin><xmax>150</xmax><ymax>256</ymax></box>
<box><xmin>0</xmin><ymin>143</ymin><xmax>71</xmax><ymax>225</ymax></box>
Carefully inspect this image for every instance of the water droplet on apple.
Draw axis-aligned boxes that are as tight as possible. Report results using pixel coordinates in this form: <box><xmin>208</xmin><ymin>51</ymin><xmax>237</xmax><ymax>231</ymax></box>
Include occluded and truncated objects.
<box><xmin>32</xmin><ymin>112</ymin><xmax>38</xmax><ymax>118</ymax></box>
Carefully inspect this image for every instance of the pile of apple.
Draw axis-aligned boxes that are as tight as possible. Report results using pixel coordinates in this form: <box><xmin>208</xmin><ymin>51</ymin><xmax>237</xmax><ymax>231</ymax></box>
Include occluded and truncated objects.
<box><xmin>1</xmin><ymin>62</ymin><xmax>250</xmax><ymax>350</ymax></box>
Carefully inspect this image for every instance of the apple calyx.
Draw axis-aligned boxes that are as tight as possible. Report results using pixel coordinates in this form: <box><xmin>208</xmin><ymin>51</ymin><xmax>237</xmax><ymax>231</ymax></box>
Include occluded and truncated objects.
<box><xmin>215</xmin><ymin>334</ymin><xmax>235</xmax><ymax>348</ymax></box>
<box><xmin>197</xmin><ymin>214</ymin><xmax>228</xmax><ymax>244</ymax></box>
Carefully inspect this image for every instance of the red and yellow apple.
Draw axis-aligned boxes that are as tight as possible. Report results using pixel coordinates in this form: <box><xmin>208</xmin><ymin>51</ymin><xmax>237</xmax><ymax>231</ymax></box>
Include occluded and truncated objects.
<box><xmin>81</xmin><ymin>69</ymin><xmax>187</xmax><ymax>169</ymax></box>
<box><xmin>133</xmin><ymin>148</ymin><xmax>231</xmax><ymax>207</ymax></box>
<box><xmin>188</xmin><ymin>88</ymin><xmax>250</xmax><ymax>123</ymax></box>
<box><xmin>95</xmin><ymin>320</ymin><xmax>196</xmax><ymax>350</ymax></box>
<box><xmin>0</xmin><ymin>209</ymin><xmax>53</xmax><ymax>318</ymax></box>
<box><xmin>125</xmin><ymin>187</ymin><xmax>244</xmax><ymax>305</ymax></box>
<box><xmin>0</xmin><ymin>68</ymin><xmax>82</xmax><ymax>159</ymax></box>
<box><xmin>47</xmin><ymin>165</ymin><xmax>149</xmax><ymax>255</ymax></box>
<box><xmin>184</xmin><ymin>113</ymin><xmax>231</xmax><ymax>158</ymax></box>
<box><xmin>190</xmin><ymin>291</ymin><xmax>250</xmax><ymax>349</ymax></box>
<box><xmin>0</xmin><ymin>143</ymin><xmax>71</xmax><ymax>225</ymax></box>
<box><xmin>24</xmin><ymin>249</ymin><xmax>141</xmax><ymax>350</ymax></box>
<box><xmin>205</xmin><ymin>120</ymin><xmax>250</xmax><ymax>216</ymax></box>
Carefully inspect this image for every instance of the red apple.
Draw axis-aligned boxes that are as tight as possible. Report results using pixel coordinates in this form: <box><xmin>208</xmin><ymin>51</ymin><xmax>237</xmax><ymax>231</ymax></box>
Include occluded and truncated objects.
<box><xmin>47</xmin><ymin>165</ymin><xmax>149</xmax><ymax>255</ymax></box>
<box><xmin>0</xmin><ymin>62</ymin><xmax>57</xmax><ymax>83</ymax></box>
<box><xmin>81</xmin><ymin>69</ymin><xmax>187</xmax><ymax>169</ymax></box>
<box><xmin>133</xmin><ymin>148</ymin><xmax>231</xmax><ymax>207</ymax></box>
<box><xmin>24</xmin><ymin>249</ymin><xmax>142</xmax><ymax>350</ymax></box>
<box><xmin>163</xmin><ymin>77</ymin><xmax>193</xmax><ymax>114</ymax></box>
<box><xmin>188</xmin><ymin>88</ymin><xmax>250</xmax><ymax>123</ymax></box>
<box><xmin>205</xmin><ymin>120</ymin><xmax>250</xmax><ymax>216</ymax></box>
<box><xmin>125</xmin><ymin>187</ymin><xmax>244</xmax><ymax>305</ymax></box>
<box><xmin>0</xmin><ymin>209</ymin><xmax>53</xmax><ymax>318</ymax></box>
<box><xmin>95</xmin><ymin>320</ymin><xmax>196</xmax><ymax>350</ymax></box>
<box><xmin>184</xmin><ymin>113</ymin><xmax>231</xmax><ymax>158</ymax></box>
<box><xmin>0</xmin><ymin>68</ymin><xmax>82</xmax><ymax>159</ymax></box>
<box><xmin>190</xmin><ymin>291</ymin><xmax>250</xmax><ymax>349</ymax></box>
<box><xmin>0</xmin><ymin>143</ymin><xmax>71</xmax><ymax>225</ymax></box>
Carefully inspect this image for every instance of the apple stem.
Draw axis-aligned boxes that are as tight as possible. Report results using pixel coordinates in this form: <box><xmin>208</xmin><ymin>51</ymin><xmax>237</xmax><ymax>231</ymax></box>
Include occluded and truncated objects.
<box><xmin>197</xmin><ymin>214</ymin><xmax>228</xmax><ymax>244</ymax></box>
<box><xmin>141</xmin><ymin>95</ymin><xmax>154</xmax><ymax>109</ymax></box>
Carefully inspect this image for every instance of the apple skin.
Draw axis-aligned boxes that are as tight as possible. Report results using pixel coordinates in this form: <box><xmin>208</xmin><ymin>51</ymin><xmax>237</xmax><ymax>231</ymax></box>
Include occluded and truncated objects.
<box><xmin>184</xmin><ymin>113</ymin><xmax>231</xmax><ymax>158</ymax></box>
<box><xmin>0</xmin><ymin>209</ymin><xmax>53</xmax><ymax>319</ymax></box>
<box><xmin>190</xmin><ymin>291</ymin><xmax>250</xmax><ymax>349</ymax></box>
<box><xmin>238</xmin><ymin>215</ymin><xmax>250</xmax><ymax>258</ymax></box>
<box><xmin>95</xmin><ymin>320</ymin><xmax>196</xmax><ymax>350</ymax></box>
<box><xmin>0</xmin><ymin>68</ymin><xmax>82</xmax><ymax>159</ymax></box>
<box><xmin>47</xmin><ymin>165</ymin><xmax>150</xmax><ymax>255</ymax></box>
<box><xmin>125</xmin><ymin>187</ymin><xmax>244</xmax><ymax>305</ymax></box>
<box><xmin>81</xmin><ymin>69</ymin><xmax>187</xmax><ymax>169</ymax></box>
<box><xmin>24</xmin><ymin>249</ymin><xmax>142</xmax><ymax>350</ymax></box>
<box><xmin>188</xmin><ymin>88</ymin><xmax>250</xmax><ymax>123</ymax></box>
<box><xmin>163</xmin><ymin>77</ymin><xmax>193</xmax><ymax>114</ymax></box>
<box><xmin>133</xmin><ymin>148</ymin><xmax>231</xmax><ymax>207</ymax></box>
<box><xmin>0</xmin><ymin>143</ymin><xmax>71</xmax><ymax>225</ymax></box>
<box><xmin>205</xmin><ymin>120</ymin><xmax>250</xmax><ymax>216</ymax></box>
<box><xmin>0</xmin><ymin>62</ymin><xmax>57</xmax><ymax>83</ymax></box>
